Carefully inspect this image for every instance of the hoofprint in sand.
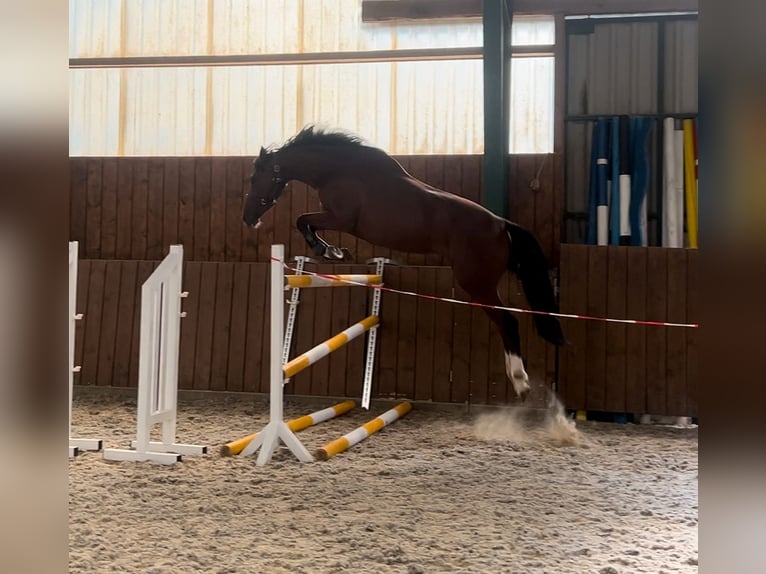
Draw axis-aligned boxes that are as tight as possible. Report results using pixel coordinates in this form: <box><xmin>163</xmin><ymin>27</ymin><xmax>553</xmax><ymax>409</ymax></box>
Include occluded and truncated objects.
<box><xmin>69</xmin><ymin>389</ymin><xmax>698</xmax><ymax>574</ymax></box>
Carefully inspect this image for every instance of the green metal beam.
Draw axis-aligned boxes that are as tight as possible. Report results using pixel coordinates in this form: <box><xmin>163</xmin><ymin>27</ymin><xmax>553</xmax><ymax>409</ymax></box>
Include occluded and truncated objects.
<box><xmin>482</xmin><ymin>0</ymin><xmax>513</xmax><ymax>217</ymax></box>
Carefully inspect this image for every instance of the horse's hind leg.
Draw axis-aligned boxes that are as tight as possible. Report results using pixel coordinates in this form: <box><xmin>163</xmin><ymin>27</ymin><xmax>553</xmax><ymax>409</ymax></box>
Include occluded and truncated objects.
<box><xmin>462</xmin><ymin>284</ymin><xmax>529</xmax><ymax>400</ymax></box>
<box><xmin>452</xmin><ymin>245</ymin><xmax>530</xmax><ymax>399</ymax></box>
<box><xmin>296</xmin><ymin>212</ymin><xmax>352</xmax><ymax>261</ymax></box>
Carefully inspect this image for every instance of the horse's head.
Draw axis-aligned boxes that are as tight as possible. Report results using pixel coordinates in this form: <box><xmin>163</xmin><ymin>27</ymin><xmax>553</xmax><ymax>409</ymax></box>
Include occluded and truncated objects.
<box><xmin>242</xmin><ymin>147</ymin><xmax>287</xmax><ymax>228</ymax></box>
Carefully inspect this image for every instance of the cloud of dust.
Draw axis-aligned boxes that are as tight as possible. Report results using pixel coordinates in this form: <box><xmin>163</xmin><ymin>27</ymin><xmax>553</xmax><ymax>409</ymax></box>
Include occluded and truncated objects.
<box><xmin>473</xmin><ymin>394</ymin><xmax>588</xmax><ymax>448</ymax></box>
<box><xmin>542</xmin><ymin>397</ymin><xmax>586</xmax><ymax>447</ymax></box>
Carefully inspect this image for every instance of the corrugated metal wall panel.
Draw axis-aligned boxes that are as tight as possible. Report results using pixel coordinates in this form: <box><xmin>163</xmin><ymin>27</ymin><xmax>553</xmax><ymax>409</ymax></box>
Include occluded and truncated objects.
<box><xmin>69</xmin><ymin>0</ymin><xmax>124</xmax><ymax>58</ymax></box>
<box><xmin>69</xmin><ymin>69</ymin><xmax>121</xmax><ymax>155</ymax></box>
<box><xmin>69</xmin><ymin>1</ymin><xmax>555</xmax><ymax>155</ymax></box>
<box><xmin>568</xmin><ymin>21</ymin><xmax>659</xmax><ymax>115</ymax></box>
<box><xmin>664</xmin><ymin>20</ymin><xmax>698</xmax><ymax>113</ymax></box>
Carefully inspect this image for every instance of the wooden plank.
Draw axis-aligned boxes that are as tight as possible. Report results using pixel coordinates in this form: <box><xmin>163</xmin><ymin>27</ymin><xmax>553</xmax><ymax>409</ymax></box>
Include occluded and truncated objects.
<box><xmin>396</xmin><ymin>267</ymin><xmax>418</xmax><ymax>399</ymax></box>
<box><xmin>111</xmin><ymin>261</ymin><xmax>138</xmax><ymax>387</ymax></box>
<box><xmin>146</xmin><ymin>158</ymin><xmax>165</xmax><ymax>260</ymax></box>
<box><xmin>95</xmin><ymin>261</ymin><xmax>121</xmax><ymax>387</ymax></box>
<box><xmin>178</xmin><ymin>158</ymin><xmax>196</xmax><ymax>257</ymax></box>
<box><xmin>193</xmin><ymin>159</ymin><xmax>212</xmax><ymax>261</ymax></box>
<box><xmin>242</xmin><ymin>263</ymin><xmax>267</xmax><ymax>393</ymax></box>
<box><xmin>461</xmin><ymin>155</ymin><xmax>482</xmax><ymax>205</ymax></box>
<box><xmin>605</xmin><ymin>246</ymin><xmax>628</xmax><ymax>413</ymax></box>
<box><xmin>565</xmin><ymin>246</ymin><xmax>589</xmax><ymax>410</ymax></box>
<box><xmin>70</xmin><ymin>159</ymin><xmax>88</xmax><ymax>248</ymax></box>
<box><xmin>344</xmin><ymin>265</ymin><xmax>370</xmax><ymax>399</ymax></box>
<box><xmin>240</xmin><ymin>158</ymin><xmax>260</xmax><ymax>262</ymax></box>
<box><xmin>551</xmin><ymin>153</ymin><xmax>563</xmax><ymax>266</ymax></box>
<box><xmin>451</xmin><ymin>281</ymin><xmax>472</xmax><ymax>404</ymax></box>
<box><xmin>85</xmin><ymin>158</ymin><xmax>103</xmax><ymax>258</ymax></box>
<box><xmin>100</xmin><ymin>158</ymin><xmax>119</xmax><ymax>259</ymax></box>
<box><xmin>686</xmin><ymin>250</ymin><xmax>698</xmax><ymax>417</ymax></box>
<box><xmin>226</xmin><ymin>263</ymin><xmax>251</xmax><ymax>392</ymax></box>
<box><xmin>468</xmin><ymin>295</ymin><xmax>490</xmax><ymax>406</ymax></box>
<box><xmin>645</xmin><ymin>248</ymin><xmax>668</xmax><ymax>415</ymax></box>
<box><xmin>425</xmin><ymin>156</ymin><xmax>446</xmax><ymax>265</ymax></box>
<box><xmin>178</xmin><ymin>261</ymin><xmax>201</xmax><ymax>389</ymax></box>
<box><xmin>432</xmin><ymin>268</ymin><xmax>455</xmax><ymax>403</ymax></box>
<box><xmin>585</xmin><ymin>246</ymin><xmax>607</xmax><ymax>411</ymax></box>
<box><xmin>413</xmin><ymin>267</ymin><xmax>436</xmax><ymax>401</ymax></box>
<box><xmin>443</xmin><ymin>155</ymin><xmax>463</xmax><ymax>199</ymax></box>
<box><xmin>514</xmin><ymin>155</ymin><xmax>536</xmax><ymax>233</ymax></box>
<box><xmin>162</xmin><ymin>158</ymin><xmax>180</xmax><ymax>252</ymax></box>
<box><xmin>131</xmin><ymin>158</ymin><xmax>149</xmax><ymax>260</ymax></box>
<box><xmin>73</xmin><ymin>259</ymin><xmax>91</xmax><ymax>384</ymax></box>
<box><xmin>327</xmin><ymin>265</ymin><xmax>352</xmax><ymax>397</ymax></box>
<box><xmin>225</xmin><ymin>157</ymin><xmax>243</xmax><ymax>261</ymax></box>
<box><xmin>193</xmin><ymin>262</ymin><xmax>218</xmax><ymax>390</ymax></box>
<box><xmin>115</xmin><ymin>159</ymin><xmax>134</xmax><ymax>259</ymax></box>
<box><xmin>665</xmin><ymin>248</ymin><xmax>688</xmax><ymax>415</ymax></box>
<box><xmin>128</xmin><ymin>262</ymin><xmax>158</xmax><ymax>388</ymax></box>
<box><xmin>534</xmin><ymin>154</ymin><xmax>556</xmax><ymax>263</ymax></box>
<box><xmin>80</xmin><ymin>261</ymin><xmax>105</xmax><ymax>386</ymax></box>
<box><xmin>209</xmin><ymin>157</ymin><xmax>227</xmax><ymax>261</ymax></box>
<box><xmin>376</xmin><ymin>267</ymin><xmax>400</xmax><ymax>400</ymax></box>
<box><xmin>257</xmin><ymin>262</ymin><xmax>273</xmax><ymax>394</ymax></box>
<box><xmin>625</xmin><ymin>248</ymin><xmax>648</xmax><ymax>414</ymax></box>
<box><xmin>210</xmin><ymin>262</ymin><xmax>234</xmax><ymax>391</ymax></box>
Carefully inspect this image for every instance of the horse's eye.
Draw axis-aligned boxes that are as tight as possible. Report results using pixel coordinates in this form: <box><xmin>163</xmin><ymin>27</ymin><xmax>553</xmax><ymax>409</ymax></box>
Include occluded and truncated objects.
<box><xmin>259</xmin><ymin>198</ymin><xmax>268</xmax><ymax>206</ymax></box>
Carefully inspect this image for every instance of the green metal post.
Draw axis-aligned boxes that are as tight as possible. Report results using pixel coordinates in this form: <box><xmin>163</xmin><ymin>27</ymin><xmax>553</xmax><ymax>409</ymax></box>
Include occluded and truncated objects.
<box><xmin>482</xmin><ymin>0</ymin><xmax>513</xmax><ymax>217</ymax></box>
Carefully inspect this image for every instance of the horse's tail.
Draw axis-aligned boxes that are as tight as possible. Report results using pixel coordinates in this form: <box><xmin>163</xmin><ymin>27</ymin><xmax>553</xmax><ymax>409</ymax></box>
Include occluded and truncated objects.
<box><xmin>504</xmin><ymin>221</ymin><xmax>568</xmax><ymax>347</ymax></box>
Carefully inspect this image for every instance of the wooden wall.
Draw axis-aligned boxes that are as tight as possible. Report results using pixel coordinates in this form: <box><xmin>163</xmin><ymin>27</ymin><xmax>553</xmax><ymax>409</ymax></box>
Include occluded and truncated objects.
<box><xmin>69</xmin><ymin>154</ymin><xmax>562</xmax><ymax>266</ymax></box>
<box><xmin>73</xmin><ymin>259</ymin><xmax>556</xmax><ymax>408</ymax></box>
<box><xmin>558</xmin><ymin>245</ymin><xmax>698</xmax><ymax>417</ymax></box>
<box><xmin>69</xmin><ymin>155</ymin><xmax>698</xmax><ymax>416</ymax></box>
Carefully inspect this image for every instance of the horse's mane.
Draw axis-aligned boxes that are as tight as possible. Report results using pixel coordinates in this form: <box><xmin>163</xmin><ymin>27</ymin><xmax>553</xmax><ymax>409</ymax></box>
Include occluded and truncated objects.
<box><xmin>264</xmin><ymin>125</ymin><xmax>405</xmax><ymax>175</ymax></box>
<box><xmin>275</xmin><ymin>125</ymin><xmax>367</xmax><ymax>153</ymax></box>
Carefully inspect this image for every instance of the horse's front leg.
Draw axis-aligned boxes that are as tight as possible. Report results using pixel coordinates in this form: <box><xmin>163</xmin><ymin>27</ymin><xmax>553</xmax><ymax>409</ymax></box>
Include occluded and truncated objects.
<box><xmin>296</xmin><ymin>212</ymin><xmax>352</xmax><ymax>261</ymax></box>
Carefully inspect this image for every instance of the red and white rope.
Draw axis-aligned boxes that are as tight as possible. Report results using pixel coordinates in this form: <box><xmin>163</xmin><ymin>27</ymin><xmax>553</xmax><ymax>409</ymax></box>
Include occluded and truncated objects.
<box><xmin>275</xmin><ymin>257</ymin><xmax>699</xmax><ymax>329</ymax></box>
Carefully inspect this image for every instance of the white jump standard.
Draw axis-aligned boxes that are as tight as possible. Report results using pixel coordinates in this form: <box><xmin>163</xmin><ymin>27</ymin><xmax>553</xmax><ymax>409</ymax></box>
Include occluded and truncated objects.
<box><xmin>221</xmin><ymin>400</ymin><xmax>357</xmax><ymax>456</ymax></box>
<box><xmin>103</xmin><ymin>245</ymin><xmax>207</xmax><ymax>464</ymax></box>
<box><xmin>68</xmin><ymin>241</ymin><xmax>103</xmax><ymax>457</ymax></box>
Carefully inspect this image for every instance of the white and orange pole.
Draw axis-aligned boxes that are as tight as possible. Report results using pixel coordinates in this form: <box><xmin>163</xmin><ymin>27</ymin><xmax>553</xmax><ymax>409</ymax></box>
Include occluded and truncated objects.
<box><xmin>315</xmin><ymin>402</ymin><xmax>412</xmax><ymax>461</ymax></box>
<box><xmin>285</xmin><ymin>274</ymin><xmax>382</xmax><ymax>288</ymax></box>
<box><xmin>283</xmin><ymin>315</ymin><xmax>379</xmax><ymax>380</ymax></box>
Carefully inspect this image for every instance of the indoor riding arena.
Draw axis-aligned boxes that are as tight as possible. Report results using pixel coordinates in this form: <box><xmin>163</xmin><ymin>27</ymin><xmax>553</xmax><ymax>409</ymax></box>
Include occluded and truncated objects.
<box><xmin>69</xmin><ymin>1</ymin><xmax>698</xmax><ymax>572</ymax></box>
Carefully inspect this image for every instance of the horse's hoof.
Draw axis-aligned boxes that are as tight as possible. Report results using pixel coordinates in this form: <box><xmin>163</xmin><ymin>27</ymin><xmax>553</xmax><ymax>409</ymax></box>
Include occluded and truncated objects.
<box><xmin>324</xmin><ymin>246</ymin><xmax>345</xmax><ymax>260</ymax></box>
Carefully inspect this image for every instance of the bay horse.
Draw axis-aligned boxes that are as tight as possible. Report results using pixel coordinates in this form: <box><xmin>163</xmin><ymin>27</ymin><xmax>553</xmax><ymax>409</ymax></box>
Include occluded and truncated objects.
<box><xmin>242</xmin><ymin>126</ymin><xmax>566</xmax><ymax>400</ymax></box>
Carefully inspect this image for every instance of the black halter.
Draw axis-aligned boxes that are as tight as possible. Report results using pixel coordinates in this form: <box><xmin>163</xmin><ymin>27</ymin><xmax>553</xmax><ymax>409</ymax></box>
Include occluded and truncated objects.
<box><xmin>259</xmin><ymin>164</ymin><xmax>287</xmax><ymax>207</ymax></box>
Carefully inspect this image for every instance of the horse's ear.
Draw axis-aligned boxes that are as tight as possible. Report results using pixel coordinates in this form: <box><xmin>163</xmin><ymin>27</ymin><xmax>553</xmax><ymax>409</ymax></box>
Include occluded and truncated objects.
<box><xmin>259</xmin><ymin>146</ymin><xmax>266</xmax><ymax>159</ymax></box>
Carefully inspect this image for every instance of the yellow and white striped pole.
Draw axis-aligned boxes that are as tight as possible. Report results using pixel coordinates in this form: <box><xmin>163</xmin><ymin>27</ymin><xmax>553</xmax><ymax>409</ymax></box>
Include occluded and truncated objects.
<box><xmin>220</xmin><ymin>400</ymin><xmax>356</xmax><ymax>456</ymax></box>
<box><xmin>283</xmin><ymin>315</ymin><xmax>379</xmax><ymax>380</ymax></box>
<box><xmin>285</xmin><ymin>274</ymin><xmax>382</xmax><ymax>288</ymax></box>
<box><xmin>315</xmin><ymin>402</ymin><xmax>412</xmax><ymax>461</ymax></box>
